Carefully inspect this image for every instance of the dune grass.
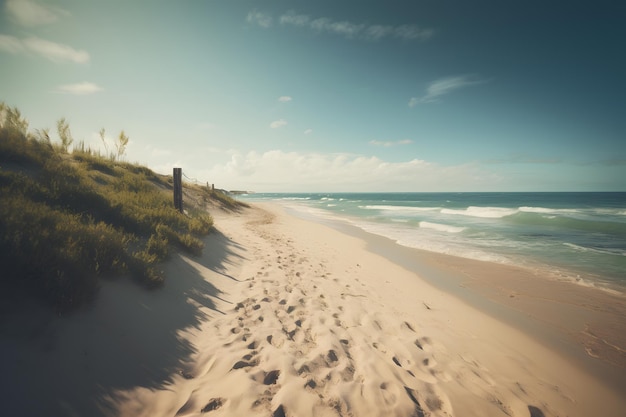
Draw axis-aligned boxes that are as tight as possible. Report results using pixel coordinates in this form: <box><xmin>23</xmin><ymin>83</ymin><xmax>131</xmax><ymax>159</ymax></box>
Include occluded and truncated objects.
<box><xmin>189</xmin><ymin>183</ymin><xmax>250</xmax><ymax>211</ymax></box>
<box><xmin>0</xmin><ymin>107</ymin><xmax>215</xmax><ymax>312</ymax></box>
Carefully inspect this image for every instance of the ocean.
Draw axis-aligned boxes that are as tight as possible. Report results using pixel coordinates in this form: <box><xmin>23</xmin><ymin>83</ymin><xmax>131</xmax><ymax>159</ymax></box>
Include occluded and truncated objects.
<box><xmin>240</xmin><ymin>192</ymin><xmax>626</xmax><ymax>292</ymax></box>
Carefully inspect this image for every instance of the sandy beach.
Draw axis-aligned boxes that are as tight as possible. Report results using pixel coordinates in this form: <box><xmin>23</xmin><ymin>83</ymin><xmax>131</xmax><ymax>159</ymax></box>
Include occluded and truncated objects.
<box><xmin>1</xmin><ymin>202</ymin><xmax>625</xmax><ymax>417</ymax></box>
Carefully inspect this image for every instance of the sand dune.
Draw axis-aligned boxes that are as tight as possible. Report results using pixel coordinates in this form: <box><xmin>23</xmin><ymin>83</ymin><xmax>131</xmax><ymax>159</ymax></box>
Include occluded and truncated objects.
<box><xmin>1</xmin><ymin>203</ymin><xmax>624</xmax><ymax>416</ymax></box>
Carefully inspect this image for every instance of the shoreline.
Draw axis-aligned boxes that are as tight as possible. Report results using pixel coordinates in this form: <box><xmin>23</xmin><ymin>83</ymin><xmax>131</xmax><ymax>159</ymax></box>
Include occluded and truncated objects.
<box><xmin>251</xmin><ymin>192</ymin><xmax>626</xmax><ymax>297</ymax></box>
<box><xmin>278</xmin><ymin>200</ymin><xmax>626</xmax><ymax>297</ymax></box>
<box><xmin>281</xmin><ymin>202</ymin><xmax>626</xmax><ymax>390</ymax></box>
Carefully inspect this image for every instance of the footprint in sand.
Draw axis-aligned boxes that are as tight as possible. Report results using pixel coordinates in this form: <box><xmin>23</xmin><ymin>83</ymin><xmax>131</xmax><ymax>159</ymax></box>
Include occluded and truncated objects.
<box><xmin>232</xmin><ymin>357</ymin><xmax>258</xmax><ymax>370</ymax></box>
<box><xmin>340</xmin><ymin>363</ymin><xmax>356</xmax><ymax>382</ymax></box>
<box><xmin>263</xmin><ymin>370</ymin><xmax>280</xmax><ymax>385</ymax></box>
<box><xmin>414</xmin><ymin>337</ymin><xmax>432</xmax><ymax>352</ymax></box>
<box><xmin>392</xmin><ymin>356</ymin><xmax>403</xmax><ymax>368</ymax></box>
<box><xmin>267</xmin><ymin>334</ymin><xmax>285</xmax><ymax>349</ymax></box>
<box><xmin>528</xmin><ymin>405</ymin><xmax>547</xmax><ymax>417</ymax></box>
<box><xmin>272</xmin><ymin>404</ymin><xmax>286</xmax><ymax>417</ymax></box>
<box><xmin>402</xmin><ymin>321</ymin><xmax>417</xmax><ymax>333</ymax></box>
<box><xmin>404</xmin><ymin>387</ymin><xmax>427</xmax><ymax>417</ymax></box>
<box><xmin>200</xmin><ymin>398</ymin><xmax>225</xmax><ymax>413</ymax></box>
<box><xmin>297</xmin><ymin>363</ymin><xmax>311</xmax><ymax>376</ymax></box>
<box><xmin>327</xmin><ymin>350</ymin><xmax>339</xmax><ymax>364</ymax></box>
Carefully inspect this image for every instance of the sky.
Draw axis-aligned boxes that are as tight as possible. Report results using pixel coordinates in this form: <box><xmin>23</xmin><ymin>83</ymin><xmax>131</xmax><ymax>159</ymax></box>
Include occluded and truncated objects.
<box><xmin>1</xmin><ymin>0</ymin><xmax>625</xmax><ymax>192</ymax></box>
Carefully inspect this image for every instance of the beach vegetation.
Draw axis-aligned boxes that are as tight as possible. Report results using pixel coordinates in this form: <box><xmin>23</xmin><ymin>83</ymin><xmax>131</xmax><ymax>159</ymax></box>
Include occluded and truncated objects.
<box><xmin>198</xmin><ymin>185</ymin><xmax>250</xmax><ymax>211</ymax></box>
<box><xmin>115</xmin><ymin>130</ymin><xmax>129</xmax><ymax>160</ymax></box>
<box><xmin>56</xmin><ymin>117</ymin><xmax>73</xmax><ymax>153</ymax></box>
<box><xmin>0</xmin><ymin>103</ymin><xmax>219</xmax><ymax>313</ymax></box>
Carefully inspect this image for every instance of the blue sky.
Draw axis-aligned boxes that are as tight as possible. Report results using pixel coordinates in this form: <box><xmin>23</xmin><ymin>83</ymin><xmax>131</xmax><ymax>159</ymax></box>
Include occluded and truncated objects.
<box><xmin>1</xmin><ymin>0</ymin><xmax>625</xmax><ymax>192</ymax></box>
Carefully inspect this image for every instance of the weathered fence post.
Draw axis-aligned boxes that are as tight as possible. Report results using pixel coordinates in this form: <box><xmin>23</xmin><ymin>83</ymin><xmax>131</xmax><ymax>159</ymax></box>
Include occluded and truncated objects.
<box><xmin>173</xmin><ymin>167</ymin><xmax>183</xmax><ymax>213</ymax></box>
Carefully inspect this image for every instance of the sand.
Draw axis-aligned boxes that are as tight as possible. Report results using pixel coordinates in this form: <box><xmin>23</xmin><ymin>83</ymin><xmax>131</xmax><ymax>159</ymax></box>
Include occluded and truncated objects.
<box><xmin>1</xmin><ymin>202</ymin><xmax>624</xmax><ymax>416</ymax></box>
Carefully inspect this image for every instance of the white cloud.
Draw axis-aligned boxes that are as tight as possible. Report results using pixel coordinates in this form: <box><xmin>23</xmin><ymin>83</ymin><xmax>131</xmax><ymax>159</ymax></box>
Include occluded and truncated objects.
<box><xmin>246</xmin><ymin>10</ymin><xmax>272</xmax><ymax>28</ymax></box>
<box><xmin>278</xmin><ymin>96</ymin><xmax>292</xmax><ymax>102</ymax></box>
<box><xmin>254</xmin><ymin>10</ymin><xmax>433</xmax><ymax>41</ymax></box>
<box><xmin>198</xmin><ymin>149</ymin><xmax>497</xmax><ymax>192</ymax></box>
<box><xmin>304</xmin><ymin>129</ymin><xmax>313</xmax><ymax>135</ymax></box>
<box><xmin>0</xmin><ymin>35</ymin><xmax>90</xmax><ymax>63</ymax></box>
<box><xmin>279</xmin><ymin>12</ymin><xmax>310</xmax><ymax>27</ymax></box>
<box><xmin>364</xmin><ymin>25</ymin><xmax>392</xmax><ymax>40</ymax></box>
<box><xmin>364</xmin><ymin>24</ymin><xmax>434</xmax><ymax>41</ymax></box>
<box><xmin>23</xmin><ymin>36</ymin><xmax>89</xmax><ymax>63</ymax></box>
<box><xmin>5</xmin><ymin>0</ymin><xmax>68</xmax><ymax>26</ymax></box>
<box><xmin>369</xmin><ymin>139</ymin><xmax>413</xmax><ymax>147</ymax></box>
<box><xmin>409</xmin><ymin>75</ymin><xmax>484</xmax><ymax>106</ymax></box>
<box><xmin>309</xmin><ymin>17</ymin><xmax>364</xmax><ymax>38</ymax></box>
<box><xmin>270</xmin><ymin>119</ymin><xmax>287</xmax><ymax>129</ymax></box>
<box><xmin>56</xmin><ymin>81</ymin><xmax>102</xmax><ymax>95</ymax></box>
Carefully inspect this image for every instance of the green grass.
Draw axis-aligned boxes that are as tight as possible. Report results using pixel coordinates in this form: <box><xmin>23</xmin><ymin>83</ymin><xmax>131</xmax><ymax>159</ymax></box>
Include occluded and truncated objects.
<box><xmin>0</xmin><ymin>112</ymin><xmax>216</xmax><ymax>313</ymax></box>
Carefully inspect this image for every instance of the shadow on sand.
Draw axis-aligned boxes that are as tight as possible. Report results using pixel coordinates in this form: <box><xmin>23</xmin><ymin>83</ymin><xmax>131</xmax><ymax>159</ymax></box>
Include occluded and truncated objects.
<box><xmin>0</xmin><ymin>227</ymin><xmax>246</xmax><ymax>417</ymax></box>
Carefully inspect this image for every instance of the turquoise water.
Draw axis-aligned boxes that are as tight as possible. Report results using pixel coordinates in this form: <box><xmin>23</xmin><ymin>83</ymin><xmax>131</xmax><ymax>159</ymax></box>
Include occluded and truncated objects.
<box><xmin>241</xmin><ymin>192</ymin><xmax>626</xmax><ymax>292</ymax></box>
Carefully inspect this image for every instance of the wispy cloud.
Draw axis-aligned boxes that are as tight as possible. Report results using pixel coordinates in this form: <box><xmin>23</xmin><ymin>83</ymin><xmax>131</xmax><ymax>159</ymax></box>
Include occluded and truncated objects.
<box><xmin>270</xmin><ymin>119</ymin><xmax>287</xmax><ymax>129</ymax></box>
<box><xmin>246</xmin><ymin>10</ymin><xmax>273</xmax><ymax>28</ymax></box>
<box><xmin>305</xmin><ymin>16</ymin><xmax>364</xmax><ymax>39</ymax></box>
<box><xmin>56</xmin><ymin>82</ymin><xmax>103</xmax><ymax>95</ymax></box>
<box><xmin>362</xmin><ymin>24</ymin><xmax>434</xmax><ymax>41</ymax></box>
<box><xmin>369</xmin><ymin>139</ymin><xmax>413</xmax><ymax>147</ymax></box>
<box><xmin>0</xmin><ymin>34</ymin><xmax>89</xmax><ymax>63</ymax></box>
<box><xmin>250</xmin><ymin>10</ymin><xmax>433</xmax><ymax>41</ymax></box>
<box><xmin>24</xmin><ymin>36</ymin><xmax>89</xmax><ymax>63</ymax></box>
<box><xmin>0</xmin><ymin>34</ymin><xmax>24</xmax><ymax>53</ymax></box>
<box><xmin>5</xmin><ymin>0</ymin><xmax>68</xmax><ymax>26</ymax></box>
<box><xmin>409</xmin><ymin>75</ymin><xmax>484</xmax><ymax>106</ymax></box>
<box><xmin>304</xmin><ymin>128</ymin><xmax>313</xmax><ymax>135</ymax></box>
<box><xmin>278</xmin><ymin>96</ymin><xmax>292</xmax><ymax>102</ymax></box>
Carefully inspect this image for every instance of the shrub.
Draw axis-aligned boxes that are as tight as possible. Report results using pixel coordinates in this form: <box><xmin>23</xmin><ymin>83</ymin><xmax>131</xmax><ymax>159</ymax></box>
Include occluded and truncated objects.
<box><xmin>0</xmin><ymin>108</ymin><xmax>215</xmax><ymax>312</ymax></box>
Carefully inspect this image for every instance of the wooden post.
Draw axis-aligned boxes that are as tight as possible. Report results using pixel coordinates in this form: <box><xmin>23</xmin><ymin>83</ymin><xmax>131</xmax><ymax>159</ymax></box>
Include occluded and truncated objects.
<box><xmin>173</xmin><ymin>167</ymin><xmax>183</xmax><ymax>213</ymax></box>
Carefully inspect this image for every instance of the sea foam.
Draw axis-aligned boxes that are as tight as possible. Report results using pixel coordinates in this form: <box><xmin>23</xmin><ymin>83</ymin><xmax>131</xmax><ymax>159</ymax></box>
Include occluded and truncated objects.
<box><xmin>441</xmin><ymin>206</ymin><xmax>518</xmax><ymax>218</ymax></box>
<box><xmin>361</xmin><ymin>205</ymin><xmax>441</xmax><ymax>212</ymax></box>
<box><xmin>563</xmin><ymin>242</ymin><xmax>626</xmax><ymax>257</ymax></box>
